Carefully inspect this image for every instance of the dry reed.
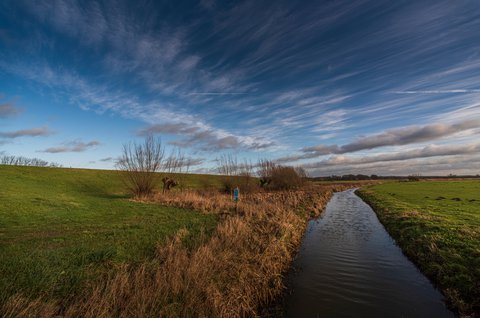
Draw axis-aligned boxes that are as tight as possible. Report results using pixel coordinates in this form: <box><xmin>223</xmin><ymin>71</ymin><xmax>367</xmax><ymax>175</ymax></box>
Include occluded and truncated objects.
<box><xmin>2</xmin><ymin>184</ymin><xmax>353</xmax><ymax>318</ymax></box>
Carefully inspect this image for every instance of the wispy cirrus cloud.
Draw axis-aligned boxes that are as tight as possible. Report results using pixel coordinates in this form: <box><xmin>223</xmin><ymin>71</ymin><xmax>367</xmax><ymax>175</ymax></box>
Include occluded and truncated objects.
<box><xmin>0</xmin><ymin>60</ymin><xmax>277</xmax><ymax>153</ymax></box>
<box><xmin>0</xmin><ymin>126</ymin><xmax>52</xmax><ymax>138</ymax></box>
<box><xmin>393</xmin><ymin>89</ymin><xmax>480</xmax><ymax>94</ymax></box>
<box><xmin>0</xmin><ymin>99</ymin><xmax>23</xmax><ymax>118</ymax></box>
<box><xmin>184</xmin><ymin>92</ymin><xmax>249</xmax><ymax>96</ymax></box>
<box><xmin>3</xmin><ymin>1</ymin><xmax>480</xmax><ymax>175</ymax></box>
<box><xmin>176</xmin><ymin>157</ymin><xmax>205</xmax><ymax>168</ymax></box>
<box><xmin>278</xmin><ymin>119</ymin><xmax>480</xmax><ymax>162</ymax></box>
<box><xmin>306</xmin><ymin>154</ymin><xmax>480</xmax><ymax>177</ymax></box>
<box><xmin>302</xmin><ymin>143</ymin><xmax>480</xmax><ymax>169</ymax></box>
<box><xmin>138</xmin><ymin>122</ymin><xmax>275</xmax><ymax>151</ymax></box>
<box><xmin>39</xmin><ymin>140</ymin><xmax>100</xmax><ymax>153</ymax></box>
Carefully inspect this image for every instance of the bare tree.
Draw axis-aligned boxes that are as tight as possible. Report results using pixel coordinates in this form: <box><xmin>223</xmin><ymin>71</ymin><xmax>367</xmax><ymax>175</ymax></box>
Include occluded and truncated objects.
<box><xmin>257</xmin><ymin>159</ymin><xmax>276</xmax><ymax>188</ymax></box>
<box><xmin>117</xmin><ymin>135</ymin><xmax>165</xmax><ymax>198</ymax></box>
<box><xmin>0</xmin><ymin>155</ymin><xmax>61</xmax><ymax>167</ymax></box>
<box><xmin>175</xmin><ymin>152</ymin><xmax>193</xmax><ymax>192</ymax></box>
<box><xmin>238</xmin><ymin>159</ymin><xmax>255</xmax><ymax>192</ymax></box>
<box><xmin>216</xmin><ymin>155</ymin><xmax>259</xmax><ymax>194</ymax></box>
<box><xmin>217</xmin><ymin>154</ymin><xmax>240</xmax><ymax>193</ymax></box>
<box><xmin>163</xmin><ymin>148</ymin><xmax>193</xmax><ymax>192</ymax></box>
<box><xmin>294</xmin><ymin>166</ymin><xmax>308</xmax><ymax>179</ymax></box>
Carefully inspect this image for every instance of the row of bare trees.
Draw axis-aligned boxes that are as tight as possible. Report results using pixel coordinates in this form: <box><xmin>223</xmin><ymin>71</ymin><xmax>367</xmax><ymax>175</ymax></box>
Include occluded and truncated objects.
<box><xmin>218</xmin><ymin>155</ymin><xmax>308</xmax><ymax>193</ymax></box>
<box><xmin>118</xmin><ymin>136</ymin><xmax>309</xmax><ymax>198</ymax></box>
<box><xmin>0</xmin><ymin>155</ymin><xmax>62</xmax><ymax>167</ymax></box>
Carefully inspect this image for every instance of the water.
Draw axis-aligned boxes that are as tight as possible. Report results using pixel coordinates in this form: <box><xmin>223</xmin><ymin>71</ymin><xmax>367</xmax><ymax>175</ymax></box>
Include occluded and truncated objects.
<box><xmin>284</xmin><ymin>189</ymin><xmax>454</xmax><ymax>318</ymax></box>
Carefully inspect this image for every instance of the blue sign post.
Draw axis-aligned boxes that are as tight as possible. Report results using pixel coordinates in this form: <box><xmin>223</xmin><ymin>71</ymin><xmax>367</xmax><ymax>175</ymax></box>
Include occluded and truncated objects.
<box><xmin>233</xmin><ymin>186</ymin><xmax>240</xmax><ymax>203</ymax></box>
<box><xmin>233</xmin><ymin>186</ymin><xmax>240</xmax><ymax>212</ymax></box>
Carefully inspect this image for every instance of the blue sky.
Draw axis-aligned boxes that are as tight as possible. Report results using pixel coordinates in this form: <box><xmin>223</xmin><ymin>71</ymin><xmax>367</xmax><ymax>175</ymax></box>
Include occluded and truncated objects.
<box><xmin>1</xmin><ymin>0</ymin><xmax>480</xmax><ymax>176</ymax></box>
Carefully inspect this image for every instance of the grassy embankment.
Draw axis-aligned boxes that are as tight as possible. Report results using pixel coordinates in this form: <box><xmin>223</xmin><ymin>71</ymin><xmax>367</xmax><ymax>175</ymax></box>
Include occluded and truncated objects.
<box><xmin>0</xmin><ymin>166</ymin><xmax>220</xmax><ymax>307</ymax></box>
<box><xmin>357</xmin><ymin>181</ymin><xmax>480</xmax><ymax>317</ymax></box>
<box><xmin>1</xmin><ymin>165</ymin><xmax>356</xmax><ymax>317</ymax></box>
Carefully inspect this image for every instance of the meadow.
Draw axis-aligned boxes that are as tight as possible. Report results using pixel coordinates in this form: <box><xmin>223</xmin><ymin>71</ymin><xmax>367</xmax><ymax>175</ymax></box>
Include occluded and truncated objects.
<box><xmin>0</xmin><ymin>165</ymin><xmax>354</xmax><ymax>317</ymax></box>
<box><xmin>358</xmin><ymin>181</ymin><xmax>480</xmax><ymax>317</ymax></box>
<box><xmin>0</xmin><ymin>165</ymin><xmax>221</xmax><ymax>304</ymax></box>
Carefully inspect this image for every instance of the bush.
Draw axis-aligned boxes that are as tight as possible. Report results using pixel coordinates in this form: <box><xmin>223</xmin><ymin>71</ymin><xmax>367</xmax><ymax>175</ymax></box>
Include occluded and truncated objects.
<box><xmin>269</xmin><ymin>166</ymin><xmax>305</xmax><ymax>190</ymax></box>
<box><xmin>408</xmin><ymin>174</ymin><xmax>421</xmax><ymax>181</ymax></box>
<box><xmin>117</xmin><ymin>135</ymin><xmax>165</xmax><ymax>198</ymax></box>
<box><xmin>257</xmin><ymin>159</ymin><xmax>306</xmax><ymax>190</ymax></box>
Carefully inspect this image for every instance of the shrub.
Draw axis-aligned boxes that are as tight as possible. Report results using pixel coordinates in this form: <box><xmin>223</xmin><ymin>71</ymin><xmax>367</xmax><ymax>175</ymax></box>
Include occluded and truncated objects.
<box><xmin>257</xmin><ymin>159</ymin><xmax>306</xmax><ymax>190</ymax></box>
<box><xmin>116</xmin><ymin>135</ymin><xmax>165</xmax><ymax>198</ymax></box>
<box><xmin>269</xmin><ymin>165</ymin><xmax>305</xmax><ymax>190</ymax></box>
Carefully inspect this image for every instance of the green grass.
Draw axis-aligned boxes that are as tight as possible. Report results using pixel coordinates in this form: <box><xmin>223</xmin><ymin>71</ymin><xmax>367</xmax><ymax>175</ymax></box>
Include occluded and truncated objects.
<box><xmin>0</xmin><ymin>165</ymin><xmax>221</xmax><ymax>303</ymax></box>
<box><xmin>358</xmin><ymin>180</ymin><xmax>480</xmax><ymax>316</ymax></box>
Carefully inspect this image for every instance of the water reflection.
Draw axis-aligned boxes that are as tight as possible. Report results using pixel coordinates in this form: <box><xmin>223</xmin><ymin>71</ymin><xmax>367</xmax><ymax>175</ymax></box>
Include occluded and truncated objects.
<box><xmin>284</xmin><ymin>189</ymin><xmax>453</xmax><ymax>318</ymax></box>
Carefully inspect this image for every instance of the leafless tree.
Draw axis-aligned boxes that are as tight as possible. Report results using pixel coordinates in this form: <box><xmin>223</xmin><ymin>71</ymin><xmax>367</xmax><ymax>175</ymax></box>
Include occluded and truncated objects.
<box><xmin>238</xmin><ymin>159</ymin><xmax>255</xmax><ymax>192</ymax></box>
<box><xmin>216</xmin><ymin>155</ymin><xmax>259</xmax><ymax>194</ymax></box>
<box><xmin>294</xmin><ymin>166</ymin><xmax>308</xmax><ymax>179</ymax></box>
<box><xmin>117</xmin><ymin>135</ymin><xmax>165</xmax><ymax>198</ymax></box>
<box><xmin>217</xmin><ymin>154</ymin><xmax>241</xmax><ymax>193</ymax></box>
<box><xmin>217</xmin><ymin>154</ymin><xmax>239</xmax><ymax>176</ymax></box>
<box><xmin>163</xmin><ymin>148</ymin><xmax>193</xmax><ymax>192</ymax></box>
<box><xmin>0</xmin><ymin>155</ymin><xmax>61</xmax><ymax>167</ymax></box>
<box><xmin>257</xmin><ymin>159</ymin><xmax>276</xmax><ymax>187</ymax></box>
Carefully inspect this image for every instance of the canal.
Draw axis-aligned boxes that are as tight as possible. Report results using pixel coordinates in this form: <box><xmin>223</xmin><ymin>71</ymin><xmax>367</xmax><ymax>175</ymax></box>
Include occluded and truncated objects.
<box><xmin>284</xmin><ymin>189</ymin><xmax>453</xmax><ymax>318</ymax></box>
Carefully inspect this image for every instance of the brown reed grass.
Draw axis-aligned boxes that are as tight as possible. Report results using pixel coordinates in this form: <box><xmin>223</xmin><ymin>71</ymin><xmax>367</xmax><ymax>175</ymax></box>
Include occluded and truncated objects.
<box><xmin>2</xmin><ymin>184</ymin><xmax>353</xmax><ymax>318</ymax></box>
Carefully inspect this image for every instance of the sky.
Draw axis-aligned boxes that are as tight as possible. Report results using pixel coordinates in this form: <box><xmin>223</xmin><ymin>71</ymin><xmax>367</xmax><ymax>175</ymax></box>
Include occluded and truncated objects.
<box><xmin>1</xmin><ymin>0</ymin><xmax>480</xmax><ymax>176</ymax></box>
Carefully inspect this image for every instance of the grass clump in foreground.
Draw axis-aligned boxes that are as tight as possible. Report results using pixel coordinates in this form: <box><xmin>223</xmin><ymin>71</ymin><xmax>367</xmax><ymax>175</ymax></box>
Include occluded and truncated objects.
<box><xmin>0</xmin><ymin>165</ymin><xmax>220</xmax><ymax>308</ymax></box>
<box><xmin>2</xmin><ymin>164</ymin><xmax>354</xmax><ymax>317</ymax></box>
<box><xmin>357</xmin><ymin>180</ymin><xmax>480</xmax><ymax>317</ymax></box>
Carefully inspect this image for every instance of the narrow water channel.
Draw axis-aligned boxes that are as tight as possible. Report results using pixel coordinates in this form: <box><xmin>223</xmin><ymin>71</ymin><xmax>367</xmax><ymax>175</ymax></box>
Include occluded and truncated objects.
<box><xmin>284</xmin><ymin>189</ymin><xmax>454</xmax><ymax>318</ymax></box>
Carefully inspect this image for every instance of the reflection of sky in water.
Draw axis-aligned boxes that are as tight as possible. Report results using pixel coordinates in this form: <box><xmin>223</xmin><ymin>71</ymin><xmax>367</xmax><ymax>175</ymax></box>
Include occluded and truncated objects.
<box><xmin>285</xmin><ymin>189</ymin><xmax>453</xmax><ymax>318</ymax></box>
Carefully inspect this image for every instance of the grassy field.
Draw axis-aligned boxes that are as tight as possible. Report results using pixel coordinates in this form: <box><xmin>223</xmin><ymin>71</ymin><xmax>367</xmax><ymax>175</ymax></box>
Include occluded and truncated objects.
<box><xmin>0</xmin><ymin>165</ymin><xmax>354</xmax><ymax>317</ymax></box>
<box><xmin>358</xmin><ymin>180</ymin><xmax>480</xmax><ymax>317</ymax></box>
<box><xmin>0</xmin><ymin>165</ymin><xmax>221</xmax><ymax>304</ymax></box>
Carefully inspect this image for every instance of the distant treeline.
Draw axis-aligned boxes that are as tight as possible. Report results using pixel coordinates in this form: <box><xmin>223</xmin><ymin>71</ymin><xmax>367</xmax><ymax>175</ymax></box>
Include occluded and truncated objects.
<box><xmin>0</xmin><ymin>155</ymin><xmax>62</xmax><ymax>168</ymax></box>
<box><xmin>311</xmin><ymin>174</ymin><xmax>480</xmax><ymax>181</ymax></box>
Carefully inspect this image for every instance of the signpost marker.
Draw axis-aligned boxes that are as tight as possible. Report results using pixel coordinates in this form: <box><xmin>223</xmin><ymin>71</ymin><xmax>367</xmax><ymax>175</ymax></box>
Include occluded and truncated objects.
<box><xmin>233</xmin><ymin>186</ymin><xmax>240</xmax><ymax>212</ymax></box>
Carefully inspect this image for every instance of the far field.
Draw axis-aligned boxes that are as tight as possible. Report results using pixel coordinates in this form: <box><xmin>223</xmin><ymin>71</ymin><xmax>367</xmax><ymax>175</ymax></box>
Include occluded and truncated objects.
<box><xmin>0</xmin><ymin>165</ymin><xmax>221</xmax><ymax>303</ymax></box>
<box><xmin>358</xmin><ymin>181</ymin><xmax>480</xmax><ymax>316</ymax></box>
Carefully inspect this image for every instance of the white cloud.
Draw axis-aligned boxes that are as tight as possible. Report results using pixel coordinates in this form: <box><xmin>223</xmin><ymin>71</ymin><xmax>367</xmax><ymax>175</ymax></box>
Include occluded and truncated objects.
<box><xmin>39</xmin><ymin>140</ymin><xmax>100</xmax><ymax>153</ymax></box>
<box><xmin>0</xmin><ymin>126</ymin><xmax>52</xmax><ymax>138</ymax></box>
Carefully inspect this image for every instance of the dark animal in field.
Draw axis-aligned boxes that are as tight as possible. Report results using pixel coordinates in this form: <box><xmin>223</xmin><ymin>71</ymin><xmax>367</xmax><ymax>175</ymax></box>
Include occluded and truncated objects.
<box><xmin>259</xmin><ymin>177</ymin><xmax>271</xmax><ymax>187</ymax></box>
<box><xmin>162</xmin><ymin>177</ymin><xmax>178</xmax><ymax>193</ymax></box>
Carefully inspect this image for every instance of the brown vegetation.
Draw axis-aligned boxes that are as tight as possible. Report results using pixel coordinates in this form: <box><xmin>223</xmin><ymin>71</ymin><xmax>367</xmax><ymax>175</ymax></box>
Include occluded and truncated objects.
<box><xmin>2</xmin><ymin>183</ymin><xmax>354</xmax><ymax>318</ymax></box>
<box><xmin>117</xmin><ymin>136</ymin><xmax>192</xmax><ymax>198</ymax></box>
<box><xmin>218</xmin><ymin>157</ymin><xmax>307</xmax><ymax>193</ymax></box>
<box><xmin>117</xmin><ymin>135</ymin><xmax>166</xmax><ymax>198</ymax></box>
<box><xmin>217</xmin><ymin>154</ymin><xmax>256</xmax><ymax>194</ymax></box>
